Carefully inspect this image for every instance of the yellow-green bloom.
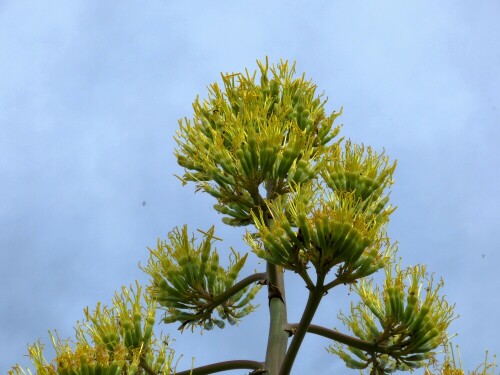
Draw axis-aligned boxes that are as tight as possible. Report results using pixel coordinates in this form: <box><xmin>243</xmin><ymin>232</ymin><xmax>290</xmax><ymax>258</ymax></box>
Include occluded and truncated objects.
<box><xmin>10</xmin><ymin>284</ymin><xmax>175</xmax><ymax>375</ymax></box>
<box><xmin>175</xmin><ymin>58</ymin><xmax>342</xmax><ymax>227</ymax></box>
<box><xmin>322</xmin><ymin>140</ymin><xmax>396</xmax><ymax>209</ymax></box>
<box><xmin>247</xmin><ymin>181</ymin><xmax>394</xmax><ymax>281</ymax></box>
<box><xmin>330</xmin><ymin>263</ymin><xmax>457</xmax><ymax>373</ymax></box>
<box><xmin>142</xmin><ymin>225</ymin><xmax>261</xmax><ymax>331</ymax></box>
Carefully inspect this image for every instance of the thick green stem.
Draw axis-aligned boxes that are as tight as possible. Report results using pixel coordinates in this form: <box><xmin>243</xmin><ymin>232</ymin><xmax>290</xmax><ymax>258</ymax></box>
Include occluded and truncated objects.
<box><xmin>264</xmin><ymin>262</ymin><xmax>288</xmax><ymax>375</ymax></box>
<box><xmin>175</xmin><ymin>360</ymin><xmax>265</xmax><ymax>375</ymax></box>
<box><xmin>279</xmin><ymin>275</ymin><xmax>325</xmax><ymax>375</ymax></box>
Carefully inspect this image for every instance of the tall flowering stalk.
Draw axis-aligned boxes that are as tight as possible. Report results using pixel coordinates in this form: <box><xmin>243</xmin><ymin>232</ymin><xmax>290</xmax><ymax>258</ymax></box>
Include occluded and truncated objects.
<box><xmin>11</xmin><ymin>58</ymin><xmax>493</xmax><ymax>375</ymax></box>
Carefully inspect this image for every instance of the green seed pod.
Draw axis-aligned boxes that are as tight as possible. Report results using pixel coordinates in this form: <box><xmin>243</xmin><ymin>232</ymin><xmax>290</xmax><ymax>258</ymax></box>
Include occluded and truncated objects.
<box><xmin>409</xmin><ymin>305</ymin><xmax>431</xmax><ymax>334</ymax></box>
<box><xmin>214</xmin><ymin>204</ymin><xmax>248</xmax><ymax>220</ymax></box>
<box><xmin>276</xmin><ymin>148</ymin><xmax>297</xmax><ymax>177</ymax></box>
<box><xmin>264</xmin><ymin>232</ymin><xmax>288</xmax><ymax>258</ymax></box>
<box><xmin>226</xmin><ymin>253</ymin><xmax>248</xmax><ymax>287</ymax></box>
<box><xmin>230</xmin><ymin>285</ymin><xmax>250</xmax><ymax>304</ymax></box>
<box><xmin>345</xmin><ymin>356</ymin><xmax>367</xmax><ymax>370</ymax></box>
<box><xmin>209</xmin><ymin>167</ymin><xmax>234</xmax><ymax>187</ymax></box>
<box><xmin>399</xmin><ymin>360</ymin><xmax>422</xmax><ymax>370</ymax></box>
<box><xmin>384</xmin><ymin>290</ymin><xmax>392</xmax><ymax>320</ymax></box>
<box><xmin>248</xmin><ymin>137</ymin><xmax>259</xmax><ymax>171</ymax></box>
<box><xmin>259</xmin><ymin>144</ymin><xmax>270</xmax><ymax>176</ymax></box>
<box><xmin>127</xmin><ymin>364</ymin><xmax>138</xmax><ymax>375</ymax></box>
<box><xmin>396</xmin><ymin>288</ymin><xmax>405</xmax><ymax>321</ymax></box>
<box><xmin>123</xmin><ymin>321</ymin><xmax>136</xmax><ymax>348</ymax></box>
<box><xmin>142</xmin><ymin>316</ymin><xmax>155</xmax><ymax>344</ymax></box>
<box><xmin>240</xmin><ymin>303</ymin><xmax>258</xmax><ymax>318</ymax></box>
<box><xmin>236</xmin><ymin>149</ymin><xmax>251</xmax><ymax>178</ymax></box>
<box><xmin>133</xmin><ymin>313</ymin><xmax>143</xmax><ymax>344</ymax></box>
<box><xmin>262</xmin><ymin>235</ymin><xmax>288</xmax><ymax>265</ymax></box>
<box><xmin>403</xmin><ymin>294</ymin><xmax>418</xmax><ymax>325</ymax></box>
<box><xmin>351</xmin><ymin>324</ymin><xmax>368</xmax><ymax>341</ymax></box>
<box><xmin>170</xmin><ymin>311</ymin><xmax>197</xmax><ymax>323</ymax></box>
<box><xmin>270</xmin><ymin>79</ymin><xmax>280</xmax><ymax>97</ymax></box>
<box><xmin>80</xmin><ymin>357</ymin><xmax>89</xmax><ymax>375</ymax></box>
<box><xmin>348</xmin><ymin>347</ymin><xmax>368</xmax><ymax>361</ymax></box>
<box><xmin>234</xmin><ymin>284</ymin><xmax>261</xmax><ymax>308</ymax></box>
<box><xmin>163</xmin><ymin>300</ymin><xmax>193</xmax><ymax>310</ymax></box>
<box><xmin>181</xmin><ymin>258</ymin><xmax>197</xmax><ymax>286</ymax></box>
<box><xmin>393</xmin><ymin>287</ymin><xmax>404</xmax><ymax>322</ymax></box>
<box><xmin>296</xmin><ymin>213</ymin><xmax>311</xmax><ymax>245</ymax></box>
<box><xmin>228</xmin><ymin>202</ymin><xmax>251</xmax><ymax>219</ymax></box>
<box><xmin>212</xmin><ymin>204</ymin><xmax>230</xmax><ymax>216</ymax></box>
<box><xmin>156</xmin><ymin>277</ymin><xmax>170</xmax><ymax>291</ymax></box>
<box><xmin>331</xmin><ymin>223</ymin><xmax>352</xmax><ymax>255</ymax></box>
<box><xmin>352</xmin><ymin>252</ymin><xmax>375</xmax><ymax>277</ymax></box>
<box><xmin>387</xmin><ymin>287</ymin><xmax>398</xmax><ymax>321</ymax></box>
<box><xmin>411</xmin><ymin>327</ymin><xmax>440</xmax><ymax>352</ymax></box>
<box><xmin>290</xmin><ymin>163</ymin><xmax>307</xmax><ymax>183</ymax></box>
<box><xmin>365</xmin><ymin>299</ymin><xmax>385</xmax><ymax>323</ymax></box>
<box><xmin>243</xmin><ymin>148</ymin><xmax>255</xmax><ymax>175</ymax></box>
<box><xmin>267</xmin><ymin>146</ymin><xmax>279</xmax><ymax>171</ymax></box>
<box><xmin>344</xmin><ymin>235</ymin><xmax>369</xmax><ymax>265</ymax></box>
<box><xmin>207</xmin><ymin>253</ymin><xmax>220</xmax><ymax>292</ymax></box>
<box><xmin>107</xmin><ymin>363</ymin><xmax>121</xmax><ymax>375</ymax></box>
<box><xmin>313</xmin><ymin>217</ymin><xmax>328</xmax><ymax>251</ymax></box>
<box><xmin>213</xmin><ymin>319</ymin><xmax>225</xmax><ymax>329</ymax></box>
<box><xmin>216</xmin><ymin>155</ymin><xmax>236</xmax><ymax>176</ymax></box>
<box><xmin>156</xmin><ymin>285</ymin><xmax>186</xmax><ymax>301</ymax></box>
<box><xmin>166</xmin><ymin>270</ymin><xmax>188</xmax><ymax>294</ymax></box>
<box><xmin>198</xmin><ymin>240</ymin><xmax>212</xmax><ymax>288</ymax></box>
<box><xmin>281</xmin><ymin>220</ymin><xmax>300</xmax><ymax>248</ymax></box>
<box><xmin>365</xmin><ymin>316</ymin><xmax>381</xmax><ymax>340</ymax></box>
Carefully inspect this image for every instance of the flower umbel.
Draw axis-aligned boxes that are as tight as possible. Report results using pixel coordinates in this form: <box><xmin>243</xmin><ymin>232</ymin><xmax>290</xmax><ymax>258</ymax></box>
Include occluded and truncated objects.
<box><xmin>175</xmin><ymin>57</ymin><xmax>342</xmax><ymax>227</ymax></box>
<box><xmin>330</xmin><ymin>263</ymin><xmax>457</xmax><ymax>374</ymax></box>
<box><xmin>9</xmin><ymin>284</ymin><xmax>175</xmax><ymax>375</ymax></box>
<box><xmin>142</xmin><ymin>225</ymin><xmax>261</xmax><ymax>331</ymax></box>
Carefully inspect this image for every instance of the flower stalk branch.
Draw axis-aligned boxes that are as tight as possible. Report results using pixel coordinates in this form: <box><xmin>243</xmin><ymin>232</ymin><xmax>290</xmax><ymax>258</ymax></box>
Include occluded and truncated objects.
<box><xmin>279</xmin><ymin>274</ymin><xmax>325</xmax><ymax>375</ymax></box>
<box><xmin>175</xmin><ymin>360</ymin><xmax>266</xmax><ymax>375</ymax></box>
<box><xmin>287</xmin><ymin>323</ymin><xmax>393</xmax><ymax>354</ymax></box>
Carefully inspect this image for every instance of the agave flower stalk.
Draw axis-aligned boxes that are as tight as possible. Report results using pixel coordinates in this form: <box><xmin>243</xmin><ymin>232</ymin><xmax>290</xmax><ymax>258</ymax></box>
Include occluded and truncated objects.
<box><xmin>11</xmin><ymin>58</ymin><xmax>479</xmax><ymax>375</ymax></box>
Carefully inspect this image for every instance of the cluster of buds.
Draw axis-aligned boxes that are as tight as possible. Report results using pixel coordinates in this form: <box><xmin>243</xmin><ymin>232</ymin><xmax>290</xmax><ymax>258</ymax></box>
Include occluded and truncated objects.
<box><xmin>9</xmin><ymin>283</ymin><xmax>174</xmax><ymax>375</ymax></box>
<box><xmin>330</xmin><ymin>264</ymin><xmax>457</xmax><ymax>373</ymax></box>
<box><xmin>321</xmin><ymin>140</ymin><xmax>396</xmax><ymax>214</ymax></box>
<box><xmin>246</xmin><ymin>141</ymin><xmax>396</xmax><ymax>282</ymax></box>
<box><xmin>175</xmin><ymin>58</ymin><xmax>342</xmax><ymax>226</ymax></box>
<box><xmin>142</xmin><ymin>225</ymin><xmax>261</xmax><ymax>331</ymax></box>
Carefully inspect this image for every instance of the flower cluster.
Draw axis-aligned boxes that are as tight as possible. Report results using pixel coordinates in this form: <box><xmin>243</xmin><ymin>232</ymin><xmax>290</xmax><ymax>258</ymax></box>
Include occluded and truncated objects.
<box><xmin>9</xmin><ymin>283</ymin><xmax>174</xmax><ymax>375</ymax></box>
<box><xmin>330</xmin><ymin>264</ymin><xmax>457</xmax><ymax>373</ymax></box>
<box><xmin>142</xmin><ymin>225</ymin><xmax>261</xmax><ymax>331</ymax></box>
<box><xmin>175</xmin><ymin>58</ymin><xmax>342</xmax><ymax>226</ymax></box>
<box><xmin>246</xmin><ymin>141</ymin><xmax>396</xmax><ymax>282</ymax></box>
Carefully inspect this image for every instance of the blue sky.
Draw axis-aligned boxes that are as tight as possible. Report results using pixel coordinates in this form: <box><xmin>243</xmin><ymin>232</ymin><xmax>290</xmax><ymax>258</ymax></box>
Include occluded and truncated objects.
<box><xmin>1</xmin><ymin>1</ymin><xmax>499</xmax><ymax>373</ymax></box>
